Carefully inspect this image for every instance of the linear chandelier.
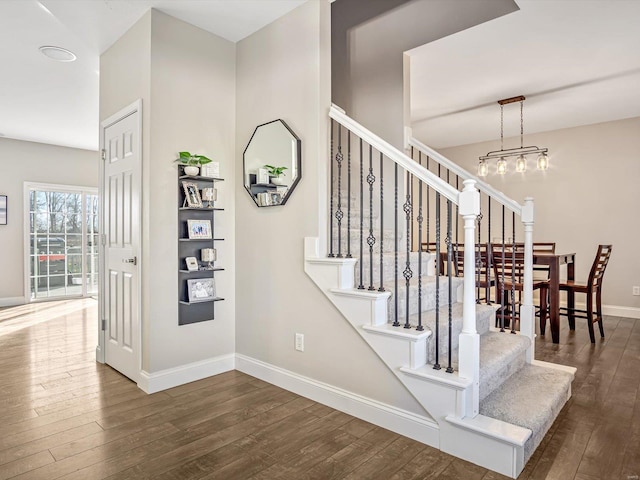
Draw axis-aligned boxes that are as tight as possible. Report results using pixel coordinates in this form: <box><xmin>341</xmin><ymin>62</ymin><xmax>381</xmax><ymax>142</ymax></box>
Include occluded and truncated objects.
<box><xmin>478</xmin><ymin>95</ymin><xmax>549</xmax><ymax>176</ymax></box>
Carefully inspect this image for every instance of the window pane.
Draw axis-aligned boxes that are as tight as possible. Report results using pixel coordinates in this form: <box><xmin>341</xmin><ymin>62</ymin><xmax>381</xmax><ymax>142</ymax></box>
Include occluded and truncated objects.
<box><xmin>48</xmin><ymin>192</ymin><xmax>66</xmax><ymax>213</ymax></box>
<box><xmin>50</xmin><ymin>213</ymin><xmax>65</xmax><ymax>233</ymax></box>
<box><xmin>34</xmin><ymin>191</ymin><xmax>48</xmax><ymax>213</ymax></box>
<box><xmin>66</xmin><ymin>193</ymin><xmax>82</xmax><ymax>215</ymax></box>
<box><xmin>66</xmin><ymin>234</ymin><xmax>82</xmax><ymax>252</ymax></box>
<box><xmin>35</xmin><ymin>213</ymin><xmax>48</xmax><ymax>233</ymax></box>
<box><xmin>67</xmin><ymin>254</ymin><xmax>82</xmax><ymax>276</ymax></box>
<box><xmin>66</xmin><ymin>214</ymin><xmax>82</xmax><ymax>234</ymax></box>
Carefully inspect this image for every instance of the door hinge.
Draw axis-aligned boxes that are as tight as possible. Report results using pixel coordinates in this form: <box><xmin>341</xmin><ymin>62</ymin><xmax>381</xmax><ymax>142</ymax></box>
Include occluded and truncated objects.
<box><xmin>101</xmin><ymin>149</ymin><xmax>106</xmax><ymax>161</ymax></box>
<box><xmin>101</xmin><ymin>319</ymin><xmax>106</xmax><ymax>331</ymax></box>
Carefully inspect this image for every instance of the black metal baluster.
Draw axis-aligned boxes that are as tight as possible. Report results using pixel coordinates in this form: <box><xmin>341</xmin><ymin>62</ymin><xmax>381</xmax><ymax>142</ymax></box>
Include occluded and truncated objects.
<box><xmin>455</xmin><ymin>175</ymin><xmax>459</xmax><ymax>252</ymax></box>
<box><xmin>335</xmin><ymin>126</ymin><xmax>344</xmax><ymax>258</ymax></box>
<box><xmin>328</xmin><ymin>120</ymin><xmax>335</xmax><ymax>258</ymax></box>
<box><xmin>487</xmin><ymin>198</ymin><xmax>492</xmax><ymax>304</ymax></box>
<box><xmin>378</xmin><ymin>152</ymin><xmax>385</xmax><ymax>292</ymax></box>
<box><xmin>403</xmin><ymin>170</ymin><xmax>413</xmax><ymax>329</ymax></box>
<box><xmin>433</xmin><ymin>192</ymin><xmax>441</xmax><ymax>370</ymax></box>
<box><xmin>358</xmin><ymin>138</ymin><xmax>364</xmax><ymax>289</ymax></box>
<box><xmin>417</xmin><ymin>154</ymin><xmax>424</xmax><ymax>331</ymax></box>
<box><xmin>511</xmin><ymin>211</ymin><xmax>517</xmax><ymax>334</ymax></box>
<box><xmin>367</xmin><ymin>145</ymin><xmax>376</xmax><ymax>290</ymax></box>
<box><xmin>446</xmin><ymin>199</ymin><xmax>453</xmax><ymax>373</ymax></box>
<box><xmin>500</xmin><ymin>205</ymin><xmax>506</xmax><ymax>332</ymax></box>
<box><xmin>393</xmin><ymin>163</ymin><xmax>400</xmax><ymax>327</ymax></box>
<box><xmin>346</xmin><ymin>131</ymin><xmax>352</xmax><ymax>258</ymax></box>
<box><xmin>476</xmin><ymin>211</ymin><xmax>483</xmax><ymax>303</ymax></box>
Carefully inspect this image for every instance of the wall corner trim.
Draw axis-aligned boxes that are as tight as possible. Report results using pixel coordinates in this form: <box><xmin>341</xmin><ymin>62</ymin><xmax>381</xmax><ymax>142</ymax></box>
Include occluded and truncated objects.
<box><xmin>235</xmin><ymin>353</ymin><xmax>440</xmax><ymax>447</ymax></box>
<box><xmin>138</xmin><ymin>353</ymin><xmax>235</xmax><ymax>394</ymax></box>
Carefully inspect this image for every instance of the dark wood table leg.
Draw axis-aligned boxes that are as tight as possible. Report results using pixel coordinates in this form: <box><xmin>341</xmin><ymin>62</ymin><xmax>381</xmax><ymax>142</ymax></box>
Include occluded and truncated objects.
<box><xmin>549</xmin><ymin>258</ymin><xmax>560</xmax><ymax>343</ymax></box>
<box><xmin>567</xmin><ymin>256</ymin><xmax>576</xmax><ymax>330</ymax></box>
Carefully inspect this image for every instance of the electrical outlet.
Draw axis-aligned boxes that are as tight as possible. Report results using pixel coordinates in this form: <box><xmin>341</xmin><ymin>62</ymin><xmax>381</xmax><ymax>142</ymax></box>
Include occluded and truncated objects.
<box><xmin>633</xmin><ymin>286</ymin><xmax>640</xmax><ymax>296</ymax></box>
<box><xmin>295</xmin><ymin>333</ymin><xmax>304</xmax><ymax>352</ymax></box>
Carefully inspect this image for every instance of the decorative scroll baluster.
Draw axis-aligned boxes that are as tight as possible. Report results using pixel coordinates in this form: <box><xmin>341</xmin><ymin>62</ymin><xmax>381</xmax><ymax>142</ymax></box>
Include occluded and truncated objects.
<box><xmin>393</xmin><ymin>163</ymin><xmax>400</xmax><ymax>327</ymax></box>
<box><xmin>358</xmin><ymin>138</ymin><xmax>364</xmax><ymax>289</ymax></box>
<box><xmin>378</xmin><ymin>152</ymin><xmax>385</xmax><ymax>292</ymax></box>
<box><xmin>417</xmin><ymin>153</ymin><xmax>424</xmax><ymax>331</ymax></box>
<box><xmin>346</xmin><ymin>131</ymin><xmax>352</xmax><ymax>258</ymax></box>
<box><xmin>335</xmin><ymin>126</ymin><xmax>344</xmax><ymax>258</ymax></box>
<box><xmin>446</xmin><ymin>199</ymin><xmax>454</xmax><ymax>373</ymax></box>
<box><xmin>455</xmin><ymin>175</ymin><xmax>459</xmax><ymax>254</ymax></box>
<box><xmin>433</xmin><ymin>192</ymin><xmax>441</xmax><ymax>370</ymax></box>
<box><xmin>511</xmin><ymin>211</ymin><xmax>517</xmax><ymax>334</ymax></box>
<box><xmin>367</xmin><ymin>145</ymin><xmax>376</xmax><ymax>290</ymax></box>
<box><xmin>403</xmin><ymin>170</ymin><xmax>413</xmax><ymax>329</ymax></box>
<box><xmin>328</xmin><ymin>120</ymin><xmax>335</xmax><ymax>257</ymax></box>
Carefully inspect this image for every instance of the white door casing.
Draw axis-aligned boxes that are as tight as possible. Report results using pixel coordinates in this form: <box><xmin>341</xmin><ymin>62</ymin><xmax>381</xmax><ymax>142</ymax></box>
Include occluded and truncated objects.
<box><xmin>98</xmin><ymin>100</ymin><xmax>142</xmax><ymax>384</ymax></box>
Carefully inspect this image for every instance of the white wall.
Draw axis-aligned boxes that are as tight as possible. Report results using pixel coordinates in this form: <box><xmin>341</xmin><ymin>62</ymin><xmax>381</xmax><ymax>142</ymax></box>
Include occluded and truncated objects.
<box><xmin>0</xmin><ymin>138</ymin><xmax>97</xmax><ymax>306</ymax></box>
<box><xmin>100</xmin><ymin>9</ymin><xmax>236</xmax><ymax>374</ymax></box>
<box><xmin>235</xmin><ymin>0</ymin><xmax>427</xmax><ymax>416</ymax></box>
<box><xmin>438</xmin><ymin>116</ymin><xmax>640</xmax><ymax>313</ymax></box>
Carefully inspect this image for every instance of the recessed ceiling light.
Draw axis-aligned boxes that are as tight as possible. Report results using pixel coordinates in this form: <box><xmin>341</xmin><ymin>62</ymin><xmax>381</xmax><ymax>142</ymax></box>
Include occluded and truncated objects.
<box><xmin>39</xmin><ymin>46</ymin><xmax>76</xmax><ymax>62</ymax></box>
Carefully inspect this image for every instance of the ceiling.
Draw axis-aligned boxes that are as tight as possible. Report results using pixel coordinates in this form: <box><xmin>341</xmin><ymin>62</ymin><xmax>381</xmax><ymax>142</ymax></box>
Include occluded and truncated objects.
<box><xmin>0</xmin><ymin>0</ymin><xmax>306</xmax><ymax>151</ymax></box>
<box><xmin>1</xmin><ymin>1</ymin><xmax>638</xmax><ymax>152</ymax></box>
<box><xmin>408</xmin><ymin>0</ymin><xmax>640</xmax><ymax>149</ymax></box>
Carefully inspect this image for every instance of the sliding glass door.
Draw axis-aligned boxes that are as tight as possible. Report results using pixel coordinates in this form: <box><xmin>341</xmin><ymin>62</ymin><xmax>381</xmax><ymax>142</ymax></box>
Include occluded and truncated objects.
<box><xmin>27</xmin><ymin>185</ymin><xmax>99</xmax><ymax>300</ymax></box>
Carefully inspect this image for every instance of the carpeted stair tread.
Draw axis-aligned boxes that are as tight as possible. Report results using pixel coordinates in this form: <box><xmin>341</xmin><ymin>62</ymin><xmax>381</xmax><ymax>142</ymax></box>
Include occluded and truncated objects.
<box><xmin>478</xmin><ymin>332</ymin><xmax>530</xmax><ymax>402</ymax></box>
<box><xmin>399</xmin><ymin>303</ymin><xmax>495</xmax><ymax>364</ymax></box>
<box><xmin>479</xmin><ymin>363</ymin><xmax>573</xmax><ymax>462</ymax></box>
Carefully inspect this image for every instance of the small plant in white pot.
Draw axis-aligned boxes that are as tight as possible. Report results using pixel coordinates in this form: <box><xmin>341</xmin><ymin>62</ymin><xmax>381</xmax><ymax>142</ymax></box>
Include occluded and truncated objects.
<box><xmin>264</xmin><ymin>164</ymin><xmax>288</xmax><ymax>185</ymax></box>
<box><xmin>176</xmin><ymin>151</ymin><xmax>212</xmax><ymax>176</ymax></box>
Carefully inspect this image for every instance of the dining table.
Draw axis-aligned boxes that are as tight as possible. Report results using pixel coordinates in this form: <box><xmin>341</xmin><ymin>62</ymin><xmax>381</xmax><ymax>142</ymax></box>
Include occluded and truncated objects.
<box><xmin>533</xmin><ymin>252</ymin><xmax>576</xmax><ymax>344</ymax></box>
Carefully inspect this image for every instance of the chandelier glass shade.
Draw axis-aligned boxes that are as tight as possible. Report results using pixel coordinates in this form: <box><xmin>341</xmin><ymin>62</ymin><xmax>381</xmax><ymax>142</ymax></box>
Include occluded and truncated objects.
<box><xmin>478</xmin><ymin>96</ymin><xmax>549</xmax><ymax>176</ymax></box>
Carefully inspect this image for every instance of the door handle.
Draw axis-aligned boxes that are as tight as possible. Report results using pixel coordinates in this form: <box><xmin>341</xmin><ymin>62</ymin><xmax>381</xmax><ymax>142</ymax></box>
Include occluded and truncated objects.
<box><xmin>122</xmin><ymin>257</ymin><xmax>137</xmax><ymax>266</ymax></box>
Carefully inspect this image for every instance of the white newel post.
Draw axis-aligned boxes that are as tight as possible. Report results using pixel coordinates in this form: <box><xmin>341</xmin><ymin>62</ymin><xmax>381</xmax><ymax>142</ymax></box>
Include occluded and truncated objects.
<box><xmin>458</xmin><ymin>180</ymin><xmax>481</xmax><ymax>417</ymax></box>
<box><xmin>520</xmin><ymin>197</ymin><xmax>535</xmax><ymax>362</ymax></box>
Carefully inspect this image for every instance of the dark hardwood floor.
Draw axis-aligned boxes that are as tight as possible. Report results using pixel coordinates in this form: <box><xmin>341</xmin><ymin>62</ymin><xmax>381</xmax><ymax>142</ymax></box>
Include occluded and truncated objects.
<box><xmin>0</xmin><ymin>299</ymin><xmax>638</xmax><ymax>479</ymax></box>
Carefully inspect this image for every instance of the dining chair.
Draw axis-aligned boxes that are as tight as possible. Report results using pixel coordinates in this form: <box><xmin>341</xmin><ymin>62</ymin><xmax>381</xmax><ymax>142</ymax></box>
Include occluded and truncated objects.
<box><xmin>558</xmin><ymin>244</ymin><xmax>612</xmax><ymax>343</ymax></box>
<box><xmin>491</xmin><ymin>245</ymin><xmax>549</xmax><ymax>330</ymax></box>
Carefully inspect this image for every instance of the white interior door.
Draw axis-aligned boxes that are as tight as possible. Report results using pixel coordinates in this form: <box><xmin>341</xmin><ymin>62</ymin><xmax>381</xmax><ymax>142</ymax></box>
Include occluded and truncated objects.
<box><xmin>100</xmin><ymin>102</ymin><xmax>141</xmax><ymax>383</ymax></box>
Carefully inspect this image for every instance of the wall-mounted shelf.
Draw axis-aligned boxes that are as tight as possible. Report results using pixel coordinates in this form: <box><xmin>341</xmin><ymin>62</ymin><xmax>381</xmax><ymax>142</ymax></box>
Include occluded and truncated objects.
<box><xmin>177</xmin><ymin>164</ymin><xmax>224</xmax><ymax>326</ymax></box>
<box><xmin>179</xmin><ymin>207</ymin><xmax>224</xmax><ymax>211</ymax></box>
<box><xmin>179</xmin><ymin>297</ymin><xmax>224</xmax><ymax>306</ymax></box>
<box><xmin>179</xmin><ymin>268</ymin><xmax>225</xmax><ymax>273</ymax></box>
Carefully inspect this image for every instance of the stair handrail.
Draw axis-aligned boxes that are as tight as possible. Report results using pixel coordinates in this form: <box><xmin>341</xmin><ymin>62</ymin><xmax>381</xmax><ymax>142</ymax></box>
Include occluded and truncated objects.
<box><xmin>408</xmin><ymin>136</ymin><xmax>522</xmax><ymax>216</ymax></box>
<box><xmin>330</xmin><ymin>105</ymin><xmax>460</xmax><ymax>205</ymax></box>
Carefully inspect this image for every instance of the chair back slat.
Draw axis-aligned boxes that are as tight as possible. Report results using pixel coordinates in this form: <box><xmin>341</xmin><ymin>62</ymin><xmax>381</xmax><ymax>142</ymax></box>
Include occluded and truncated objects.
<box><xmin>588</xmin><ymin>244</ymin><xmax>612</xmax><ymax>287</ymax></box>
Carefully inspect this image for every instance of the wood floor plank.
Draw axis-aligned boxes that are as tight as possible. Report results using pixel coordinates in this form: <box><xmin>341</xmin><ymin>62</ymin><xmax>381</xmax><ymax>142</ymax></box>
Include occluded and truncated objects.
<box><xmin>2</xmin><ymin>301</ymin><xmax>640</xmax><ymax>480</ymax></box>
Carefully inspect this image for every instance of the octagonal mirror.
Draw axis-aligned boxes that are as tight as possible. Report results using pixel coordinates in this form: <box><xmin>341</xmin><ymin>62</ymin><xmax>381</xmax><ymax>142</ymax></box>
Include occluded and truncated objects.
<box><xmin>243</xmin><ymin>119</ymin><xmax>301</xmax><ymax>207</ymax></box>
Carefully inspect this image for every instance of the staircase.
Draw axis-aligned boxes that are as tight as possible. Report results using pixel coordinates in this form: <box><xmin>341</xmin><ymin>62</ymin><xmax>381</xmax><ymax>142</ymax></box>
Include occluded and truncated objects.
<box><xmin>304</xmin><ymin>105</ymin><xmax>576</xmax><ymax>478</ymax></box>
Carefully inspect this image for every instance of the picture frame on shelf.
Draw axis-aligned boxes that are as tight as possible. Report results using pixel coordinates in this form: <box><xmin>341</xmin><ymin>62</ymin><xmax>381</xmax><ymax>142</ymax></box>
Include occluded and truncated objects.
<box><xmin>185</xmin><ymin>256</ymin><xmax>199</xmax><ymax>271</ymax></box>
<box><xmin>270</xmin><ymin>192</ymin><xmax>282</xmax><ymax>206</ymax></box>
<box><xmin>257</xmin><ymin>168</ymin><xmax>270</xmax><ymax>185</ymax></box>
<box><xmin>200</xmin><ymin>162</ymin><xmax>220</xmax><ymax>178</ymax></box>
<box><xmin>182</xmin><ymin>181</ymin><xmax>203</xmax><ymax>208</ymax></box>
<box><xmin>187</xmin><ymin>219</ymin><xmax>212</xmax><ymax>239</ymax></box>
<box><xmin>187</xmin><ymin>278</ymin><xmax>216</xmax><ymax>302</ymax></box>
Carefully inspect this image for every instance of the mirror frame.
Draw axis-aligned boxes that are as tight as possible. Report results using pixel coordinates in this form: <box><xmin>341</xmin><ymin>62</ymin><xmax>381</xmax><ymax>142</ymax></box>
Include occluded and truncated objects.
<box><xmin>242</xmin><ymin>119</ymin><xmax>302</xmax><ymax>207</ymax></box>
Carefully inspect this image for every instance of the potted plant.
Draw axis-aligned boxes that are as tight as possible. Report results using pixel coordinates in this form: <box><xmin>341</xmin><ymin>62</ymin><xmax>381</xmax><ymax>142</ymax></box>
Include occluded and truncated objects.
<box><xmin>264</xmin><ymin>164</ymin><xmax>288</xmax><ymax>185</ymax></box>
<box><xmin>176</xmin><ymin>151</ymin><xmax>212</xmax><ymax>176</ymax></box>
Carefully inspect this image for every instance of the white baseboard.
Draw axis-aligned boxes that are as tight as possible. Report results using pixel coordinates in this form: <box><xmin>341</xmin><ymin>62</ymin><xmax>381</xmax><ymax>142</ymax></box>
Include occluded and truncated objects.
<box><xmin>0</xmin><ymin>297</ymin><xmax>25</xmax><ymax>307</ymax></box>
<box><xmin>602</xmin><ymin>304</ymin><xmax>640</xmax><ymax>319</ymax></box>
<box><xmin>560</xmin><ymin>301</ymin><xmax>640</xmax><ymax>320</ymax></box>
<box><xmin>235</xmin><ymin>353</ymin><xmax>440</xmax><ymax>448</ymax></box>
<box><xmin>138</xmin><ymin>353</ymin><xmax>235</xmax><ymax>394</ymax></box>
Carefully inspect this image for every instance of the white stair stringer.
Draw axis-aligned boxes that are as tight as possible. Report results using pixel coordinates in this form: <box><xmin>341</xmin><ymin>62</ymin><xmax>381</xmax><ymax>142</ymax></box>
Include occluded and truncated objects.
<box><xmin>304</xmin><ymin>237</ymin><xmax>550</xmax><ymax>478</ymax></box>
